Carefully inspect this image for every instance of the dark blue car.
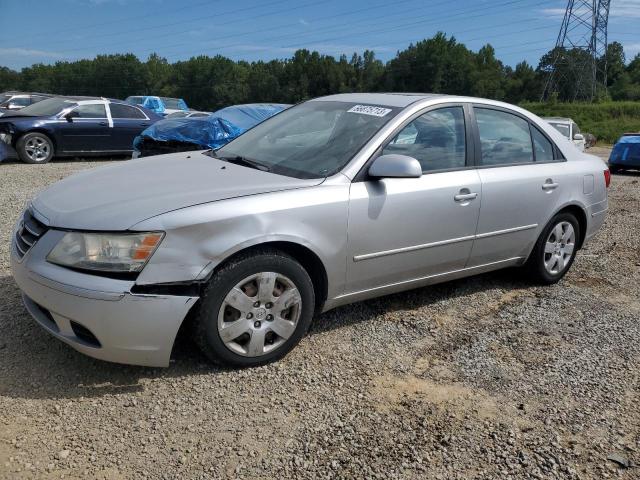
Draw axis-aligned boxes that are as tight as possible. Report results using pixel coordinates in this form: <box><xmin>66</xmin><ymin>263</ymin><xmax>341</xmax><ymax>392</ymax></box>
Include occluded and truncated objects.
<box><xmin>0</xmin><ymin>97</ymin><xmax>163</xmax><ymax>164</ymax></box>
<box><xmin>609</xmin><ymin>133</ymin><xmax>640</xmax><ymax>173</ymax></box>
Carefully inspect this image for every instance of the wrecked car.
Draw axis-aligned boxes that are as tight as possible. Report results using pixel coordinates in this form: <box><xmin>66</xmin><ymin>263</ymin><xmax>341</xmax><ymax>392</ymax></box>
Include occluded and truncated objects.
<box><xmin>133</xmin><ymin>103</ymin><xmax>289</xmax><ymax>158</ymax></box>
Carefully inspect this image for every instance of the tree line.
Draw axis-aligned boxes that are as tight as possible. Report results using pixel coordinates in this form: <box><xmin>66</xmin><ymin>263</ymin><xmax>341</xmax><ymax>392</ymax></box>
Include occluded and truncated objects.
<box><xmin>1</xmin><ymin>33</ymin><xmax>639</xmax><ymax>111</ymax></box>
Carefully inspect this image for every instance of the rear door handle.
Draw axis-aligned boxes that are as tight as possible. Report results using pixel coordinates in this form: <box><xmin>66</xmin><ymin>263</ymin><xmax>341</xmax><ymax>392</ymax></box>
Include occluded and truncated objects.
<box><xmin>542</xmin><ymin>179</ymin><xmax>559</xmax><ymax>190</ymax></box>
<box><xmin>454</xmin><ymin>192</ymin><xmax>478</xmax><ymax>202</ymax></box>
<box><xmin>140</xmin><ymin>122</ymin><xmax>150</xmax><ymax>127</ymax></box>
<box><xmin>99</xmin><ymin>121</ymin><xmax>108</xmax><ymax>126</ymax></box>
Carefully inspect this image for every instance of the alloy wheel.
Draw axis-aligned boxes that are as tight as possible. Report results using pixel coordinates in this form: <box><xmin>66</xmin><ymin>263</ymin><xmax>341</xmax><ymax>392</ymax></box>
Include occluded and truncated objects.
<box><xmin>24</xmin><ymin>136</ymin><xmax>51</xmax><ymax>162</ymax></box>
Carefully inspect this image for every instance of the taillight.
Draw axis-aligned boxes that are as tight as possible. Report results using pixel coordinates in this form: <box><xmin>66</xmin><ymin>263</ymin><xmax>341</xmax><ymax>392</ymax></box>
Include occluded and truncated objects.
<box><xmin>604</xmin><ymin>169</ymin><xmax>611</xmax><ymax>188</ymax></box>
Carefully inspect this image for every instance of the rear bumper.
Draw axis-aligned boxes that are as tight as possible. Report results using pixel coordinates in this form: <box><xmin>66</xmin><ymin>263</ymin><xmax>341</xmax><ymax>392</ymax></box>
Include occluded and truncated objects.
<box><xmin>10</xmin><ymin>229</ymin><xmax>198</xmax><ymax>367</ymax></box>
<box><xmin>609</xmin><ymin>160</ymin><xmax>640</xmax><ymax>168</ymax></box>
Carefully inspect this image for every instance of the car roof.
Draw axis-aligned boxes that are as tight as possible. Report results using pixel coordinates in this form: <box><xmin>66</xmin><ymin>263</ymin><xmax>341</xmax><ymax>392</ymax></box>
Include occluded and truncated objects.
<box><xmin>311</xmin><ymin>92</ymin><xmax>448</xmax><ymax>108</ymax></box>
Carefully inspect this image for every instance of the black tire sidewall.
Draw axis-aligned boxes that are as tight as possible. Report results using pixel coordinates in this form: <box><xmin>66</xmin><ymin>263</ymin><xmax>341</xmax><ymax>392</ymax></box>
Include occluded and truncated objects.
<box><xmin>194</xmin><ymin>252</ymin><xmax>315</xmax><ymax>367</ymax></box>
<box><xmin>17</xmin><ymin>132</ymin><xmax>54</xmax><ymax>164</ymax></box>
<box><xmin>529</xmin><ymin>212</ymin><xmax>580</xmax><ymax>284</ymax></box>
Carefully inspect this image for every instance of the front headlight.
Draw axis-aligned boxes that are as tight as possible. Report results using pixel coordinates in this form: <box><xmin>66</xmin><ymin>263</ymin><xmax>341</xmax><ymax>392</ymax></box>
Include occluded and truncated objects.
<box><xmin>47</xmin><ymin>232</ymin><xmax>164</xmax><ymax>273</ymax></box>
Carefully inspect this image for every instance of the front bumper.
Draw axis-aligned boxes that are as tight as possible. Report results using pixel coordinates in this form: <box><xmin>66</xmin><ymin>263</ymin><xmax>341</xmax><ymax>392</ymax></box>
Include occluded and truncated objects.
<box><xmin>10</xmin><ymin>226</ymin><xmax>198</xmax><ymax>367</ymax></box>
<box><xmin>0</xmin><ymin>136</ymin><xmax>17</xmax><ymax>162</ymax></box>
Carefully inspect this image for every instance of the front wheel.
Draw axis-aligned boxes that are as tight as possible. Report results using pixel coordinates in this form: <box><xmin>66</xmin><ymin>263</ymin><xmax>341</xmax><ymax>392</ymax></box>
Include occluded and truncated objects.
<box><xmin>192</xmin><ymin>249</ymin><xmax>315</xmax><ymax>367</ymax></box>
<box><xmin>16</xmin><ymin>132</ymin><xmax>54</xmax><ymax>164</ymax></box>
<box><xmin>524</xmin><ymin>213</ymin><xmax>580</xmax><ymax>285</ymax></box>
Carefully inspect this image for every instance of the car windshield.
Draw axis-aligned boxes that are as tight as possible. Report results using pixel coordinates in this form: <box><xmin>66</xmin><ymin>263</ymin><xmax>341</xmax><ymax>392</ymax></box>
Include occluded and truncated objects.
<box><xmin>9</xmin><ymin>97</ymin><xmax>77</xmax><ymax>116</ymax></box>
<box><xmin>548</xmin><ymin>122</ymin><xmax>570</xmax><ymax>138</ymax></box>
<box><xmin>161</xmin><ymin>97</ymin><xmax>182</xmax><ymax>109</ymax></box>
<box><xmin>126</xmin><ymin>96</ymin><xmax>144</xmax><ymax>104</ymax></box>
<box><xmin>167</xmin><ymin>111</ymin><xmax>189</xmax><ymax>118</ymax></box>
<box><xmin>213</xmin><ymin>101</ymin><xmax>399</xmax><ymax>179</ymax></box>
<box><xmin>0</xmin><ymin>94</ymin><xmax>12</xmax><ymax>105</ymax></box>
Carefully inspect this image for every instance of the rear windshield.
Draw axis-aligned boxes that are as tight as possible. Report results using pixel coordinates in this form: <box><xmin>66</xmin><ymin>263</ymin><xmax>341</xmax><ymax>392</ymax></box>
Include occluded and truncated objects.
<box><xmin>126</xmin><ymin>96</ymin><xmax>144</xmax><ymax>104</ymax></box>
<box><xmin>9</xmin><ymin>97</ymin><xmax>76</xmax><ymax>116</ymax></box>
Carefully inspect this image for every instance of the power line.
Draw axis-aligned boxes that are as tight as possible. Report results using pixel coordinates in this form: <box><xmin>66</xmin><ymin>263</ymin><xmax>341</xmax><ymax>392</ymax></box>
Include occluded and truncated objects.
<box><xmin>25</xmin><ymin>0</ymin><xmax>224</xmax><ymax>40</ymax></box>
<box><xmin>40</xmin><ymin>0</ymin><xmax>296</xmax><ymax>49</ymax></box>
<box><xmin>115</xmin><ymin>0</ymin><xmax>556</xmax><ymax>62</ymax></box>
<box><xmin>53</xmin><ymin>0</ymin><xmax>441</xmax><ymax>57</ymax></box>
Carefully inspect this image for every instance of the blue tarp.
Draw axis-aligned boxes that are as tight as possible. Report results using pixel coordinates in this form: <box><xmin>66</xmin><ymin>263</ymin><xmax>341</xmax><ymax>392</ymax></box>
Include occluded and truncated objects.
<box><xmin>610</xmin><ymin>134</ymin><xmax>640</xmax><ymax>166</ymax></box>
<box><xmin>210</xmin><ymin>104</ymin><xmax>289</xmax><ymax>131</ymax></box>
<box><xmin>134</xmin><ymin>116</ymin><xmax>242</xmax><ymax>151</ymax></box>
<box><xmin>133</xmin><ymin>103</ymin><xmax>289</xmax><ymax>152</ymax></box>
<box><xmin>142</xmin><ymin>97</ymin><xmax>165</xmax><ymax>115</ymax></box>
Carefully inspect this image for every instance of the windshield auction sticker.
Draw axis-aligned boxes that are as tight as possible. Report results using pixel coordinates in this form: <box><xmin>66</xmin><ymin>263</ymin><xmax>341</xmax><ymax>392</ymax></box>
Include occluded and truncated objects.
<box><xmin>347</xmin><ymin>105</ymin><xmax>392</xmax><ymax>117</ymax></box>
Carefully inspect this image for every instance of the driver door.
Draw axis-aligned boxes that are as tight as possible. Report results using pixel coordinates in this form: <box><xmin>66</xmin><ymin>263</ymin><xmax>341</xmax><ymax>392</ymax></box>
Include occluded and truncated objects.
<box><xmin>345</xmin><ymin>105</ymin><xmax>481</xmax><ymax>294</ymax></box>
<box><xmin>58</xmin><ymin>103</ymin><xmax>111</xmax><ymax>153</ymax></box>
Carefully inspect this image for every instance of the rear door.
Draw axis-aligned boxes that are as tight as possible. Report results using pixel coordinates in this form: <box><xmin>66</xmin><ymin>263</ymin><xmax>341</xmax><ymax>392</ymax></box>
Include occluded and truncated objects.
<box><xmin>108</xmin><ymin>103</ymin><xmax>151</xmax><ymax>150</ymax></box>
<box><xmin>467</xmin><ymin>105</ymin><xmax>568</xmax><ymax>267</ymax></box>
<box><xmin>57</xmin><ymin>102</ymin><xmax>111</xmax><ymax>153</ymax></box>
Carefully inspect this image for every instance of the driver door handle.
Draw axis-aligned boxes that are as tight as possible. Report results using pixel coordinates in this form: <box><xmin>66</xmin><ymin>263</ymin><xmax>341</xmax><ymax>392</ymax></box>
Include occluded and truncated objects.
<box><xmin>454</xmin><ymin>192</ymin><xmax>478</xmax><ymax>202</ymax></box>
<box><xmin>99</xmin><ymin>121</ymin><xmax>108</xmax><ymax>126</ymax></box>
<box><xmin>542</xmin><ymin>179</ymin><xmax>559</xmax><ymax>190</ymax></box>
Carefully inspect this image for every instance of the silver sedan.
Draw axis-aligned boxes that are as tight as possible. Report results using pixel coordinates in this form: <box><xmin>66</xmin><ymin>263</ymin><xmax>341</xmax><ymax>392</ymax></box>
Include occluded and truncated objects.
<box><xmin>11</xmin><ymin>93</ymin><xmax>609</xmax><ymax>367</ymax></box>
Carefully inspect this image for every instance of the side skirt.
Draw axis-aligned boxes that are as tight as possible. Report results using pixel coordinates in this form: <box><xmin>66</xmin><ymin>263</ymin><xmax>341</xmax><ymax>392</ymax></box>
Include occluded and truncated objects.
<box><xmin>322</xmin><ymin>256</ymin><xmax>525</xmax><ymax>311</ymax></box>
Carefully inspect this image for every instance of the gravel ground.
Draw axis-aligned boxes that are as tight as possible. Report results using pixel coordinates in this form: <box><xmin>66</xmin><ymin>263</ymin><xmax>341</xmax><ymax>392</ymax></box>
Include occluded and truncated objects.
<box><xmin>0</xmin><ymin>149</ymin><xmax>639</xmax><ymax>479</ymax></box>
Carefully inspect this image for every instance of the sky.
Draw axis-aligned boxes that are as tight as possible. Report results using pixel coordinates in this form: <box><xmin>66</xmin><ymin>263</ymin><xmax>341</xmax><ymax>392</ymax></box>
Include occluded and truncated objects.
<box><xmin>0</xmin><ymin>0</ymin><xmax>639</xmax><ymax>71</ymax></box>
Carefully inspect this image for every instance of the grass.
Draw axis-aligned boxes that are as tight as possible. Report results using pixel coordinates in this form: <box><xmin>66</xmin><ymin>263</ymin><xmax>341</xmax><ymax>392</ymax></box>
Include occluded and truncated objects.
<box><xmin>521</xmin><ymin>101</ymin><xmax>640</xmax><ymax>145</ymax></box>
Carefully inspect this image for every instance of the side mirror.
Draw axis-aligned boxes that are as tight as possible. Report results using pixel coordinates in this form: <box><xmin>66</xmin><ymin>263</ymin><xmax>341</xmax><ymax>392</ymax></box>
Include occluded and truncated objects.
<box><xmin>368</xmin><ymin>154</ymin><xmax>422</xmax><ymax>179</ymax></box>
<box><xmin>64</xmin><ymin>111</ymin><xmax>79</xmax><ymax>122</ymax></box>
<box><xmin>573</xmin><ymin>133</ymin><xmax>584</xmax><ymax>141</ymax></box>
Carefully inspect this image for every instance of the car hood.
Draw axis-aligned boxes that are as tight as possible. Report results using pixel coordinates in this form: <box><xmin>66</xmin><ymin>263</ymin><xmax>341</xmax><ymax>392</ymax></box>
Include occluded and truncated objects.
<box><xmin>32</xmin><ymin>151</ymin><xmax>323</xmax><ymax>230</ymax></box>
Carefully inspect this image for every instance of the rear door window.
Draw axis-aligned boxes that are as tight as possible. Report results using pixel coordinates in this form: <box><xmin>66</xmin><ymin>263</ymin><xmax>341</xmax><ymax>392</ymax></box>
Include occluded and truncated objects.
<box><xmin>475</xmin><ymin>107</ymin><xmax>533</xmax><ymax>166</ymax></box>
<box><xmin>109</xmin><ymin>103</ymin><xmax>146</xmax><ymax>119</ymax></box>
<box><xmin>75</xmin><ymin>104</ymin><xmax>107</xmax><ymax>118</ymax></box>
<box><xmin>531</xmin><ymin>126</ymin><xmax>555</xmax><ymax>162</ymax></box>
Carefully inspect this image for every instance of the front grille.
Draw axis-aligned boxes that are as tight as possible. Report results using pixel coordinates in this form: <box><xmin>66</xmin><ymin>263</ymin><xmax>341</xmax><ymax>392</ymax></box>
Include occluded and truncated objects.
<box><xmin>14</xmin><ymin>208</ymin><xmax>48</xmax><ymax>259</ymax></box>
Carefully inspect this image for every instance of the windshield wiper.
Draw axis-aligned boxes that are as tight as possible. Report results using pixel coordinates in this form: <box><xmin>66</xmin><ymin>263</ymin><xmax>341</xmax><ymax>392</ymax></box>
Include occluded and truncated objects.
<box><xmin>216</xmin><ymin>155</ymin><xmax>271</xmax><ymax>172</ymax></box>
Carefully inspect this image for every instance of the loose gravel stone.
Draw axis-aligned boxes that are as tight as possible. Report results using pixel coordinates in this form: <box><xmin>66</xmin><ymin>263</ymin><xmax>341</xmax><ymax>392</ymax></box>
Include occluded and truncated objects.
<box><xmin>0</xmin><ymin>149</ymin><xmax>638</xmax><ymax>479</ymax></box>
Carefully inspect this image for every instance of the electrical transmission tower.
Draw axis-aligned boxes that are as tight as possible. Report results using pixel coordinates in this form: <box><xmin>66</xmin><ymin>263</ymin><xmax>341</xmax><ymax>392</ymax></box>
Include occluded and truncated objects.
<box><xmin>541</xmin><ymin>0</ymin><xmax>611</xmax><ymax>102</ymax></box>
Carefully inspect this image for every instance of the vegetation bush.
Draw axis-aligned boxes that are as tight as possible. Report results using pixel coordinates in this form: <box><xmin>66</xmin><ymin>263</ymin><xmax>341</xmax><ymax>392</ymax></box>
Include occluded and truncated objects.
<box><xmin>522</xmin><ymin>102</ymin><xmax>640</xmax><ymax>144</ymax></box>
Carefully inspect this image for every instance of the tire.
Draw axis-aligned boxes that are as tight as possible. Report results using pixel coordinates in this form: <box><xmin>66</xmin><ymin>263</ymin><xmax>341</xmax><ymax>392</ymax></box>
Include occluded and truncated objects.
<box><xmin>16</xmin><ymin>132</ymin><xmax>54</xmax><ymax>164</ymax></box>
<box><xmin>524</xmin><ymin>212</ymin><xmax>580</xmax><ymax>285</ymax></box>
<box><xmin>192</xmin><ymin>249</ymin><xmax>315</xmax><ymax>367</ymax></box>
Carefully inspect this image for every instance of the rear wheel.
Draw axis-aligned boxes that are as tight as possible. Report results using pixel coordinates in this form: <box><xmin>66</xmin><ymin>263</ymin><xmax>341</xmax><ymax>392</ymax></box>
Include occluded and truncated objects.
<box><xmin>193</xmin><ymin>249</ymin><xmax>315</xmax><ymax>367</ymax></box>
<box><xmin>525</xmin><ymin>212</ymin><xmax>580</xmax><ymax>285</ymax></box>
<box><xmin>16</xmin><ymin>132</ymin><xmax>54</xmax><ymax>164</ymax></box>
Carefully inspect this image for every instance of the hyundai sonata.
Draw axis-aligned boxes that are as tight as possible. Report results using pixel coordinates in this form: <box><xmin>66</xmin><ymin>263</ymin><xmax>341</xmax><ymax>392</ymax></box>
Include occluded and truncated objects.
<box><xmin>11</xmin><ymin>93</ymin><xmax>609</xmax><ymax>367</ymax></box>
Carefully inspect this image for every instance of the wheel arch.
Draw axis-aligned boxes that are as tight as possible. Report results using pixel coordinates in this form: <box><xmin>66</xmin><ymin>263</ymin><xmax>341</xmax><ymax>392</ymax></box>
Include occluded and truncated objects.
<box><xmin>553</xmin><ymin>203</ymin><xmax>588</xmax><ymax>250</ymax></box>
<box><xmin>15</xmin><ymin>129</ymin><xmax>57</xmax><ymax>152</ymax></box>
<box><xmin>208</xmin><ymin>240</ymin><xmax>329</xmax><ymax>313</ymax></box>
